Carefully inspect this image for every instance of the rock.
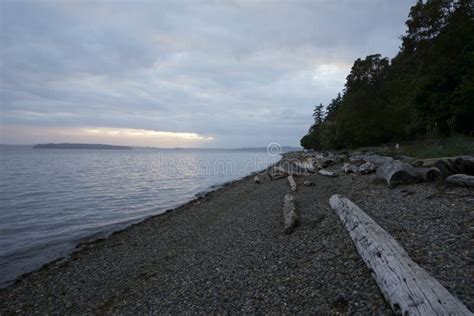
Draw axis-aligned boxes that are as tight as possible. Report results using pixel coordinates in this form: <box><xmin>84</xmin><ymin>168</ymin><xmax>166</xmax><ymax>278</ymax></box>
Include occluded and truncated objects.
<box><xmin>318</xmin><ymin>170</ymin><xmax>337</xmax><ymax>177</ymax></box>
<box><xmin>303</xmin><ymin>180</ymin><xmax>316</xmax><ymax>186</ymax></box>
<box><xmin>446</xmin><ymin>174</ymin><xmax>474</xmax><ymax>187</ymax></box>
<box><xmin>254</xmin><ymin>176</ymin><xmax>261</xmax><ymax>184</ymax></box>
<box><xmin>342</xmin><ymin>163</ymin><xmax>358</xmax><ymax>174</ymax></box>
<box><xmin>358</xmin><ymin>162</ymin><xmax>376</xmax><ymax>175</ymax></box>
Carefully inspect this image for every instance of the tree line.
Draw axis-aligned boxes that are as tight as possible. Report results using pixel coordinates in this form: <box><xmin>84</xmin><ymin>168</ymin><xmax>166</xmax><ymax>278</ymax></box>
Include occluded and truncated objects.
<box><xmin>301</xmin><ymin>0</ymin><xmax>473</xmax><ymax>150</ymax></box>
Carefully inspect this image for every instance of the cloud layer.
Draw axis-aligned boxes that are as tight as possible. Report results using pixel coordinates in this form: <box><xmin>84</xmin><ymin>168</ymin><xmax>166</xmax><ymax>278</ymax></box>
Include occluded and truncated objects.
<box><xmin>1</xmin><ymin>0</ymin><xmax>414</xmax><ymax>147</ymax></box>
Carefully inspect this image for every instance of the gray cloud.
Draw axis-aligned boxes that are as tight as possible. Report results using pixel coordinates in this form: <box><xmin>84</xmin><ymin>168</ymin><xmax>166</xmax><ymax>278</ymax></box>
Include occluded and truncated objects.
<box><xmin>1</xmin><ymin>0</ymin><xmax>414</xmax><ymax>147</ymax></box>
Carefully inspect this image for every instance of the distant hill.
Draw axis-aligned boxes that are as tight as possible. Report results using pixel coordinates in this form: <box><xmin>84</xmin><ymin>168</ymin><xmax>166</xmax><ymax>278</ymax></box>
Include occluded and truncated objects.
<box><xmin>33</xmin><ymin>143</ymin><xmax>133</xmax><ymax>150</ymax></box>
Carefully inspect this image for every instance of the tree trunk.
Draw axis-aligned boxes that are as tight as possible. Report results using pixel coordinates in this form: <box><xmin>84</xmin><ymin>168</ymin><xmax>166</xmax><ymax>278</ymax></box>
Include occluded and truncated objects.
<box><xmin>329</xmin><ymin>194</ymin><xmax>472</xmax><ymax>315</ymax></box>
<box><xmin>283</xmin><ymin>193</ymin><xmax>299</xmax><ymax>235</ymax></box>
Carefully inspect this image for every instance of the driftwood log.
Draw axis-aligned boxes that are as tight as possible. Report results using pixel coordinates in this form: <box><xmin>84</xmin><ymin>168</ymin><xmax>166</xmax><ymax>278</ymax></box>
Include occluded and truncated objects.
<box><xmin>342</xmin><ymin>163</ymin><xmax>358</xmax><ymax>174</ymax></box>
<box><xmin>293</xmin><ymin>160</ymin><xmax>316</xmax><ymax>173</ymax></box>
<box><xmin>283</xmin><ymin>193</ymin><xmax>299</xmax><ymax>234</ymax></box>
<box><xmin>446</xmin><ymin>174</ymin><xmax>474</xmax><ymax>187</ymax></box>
<box><xmin>376</xmin><ymin>161</ymin><xmax>420</xmax><ymax>187</ymax></box>
<box><xmin>329</xmin><ymin>194</ymin><xmax>472</xmax><ymax>315</ymax></box>
<box><xmin>358</xmin><ymin>162</ymin><xmax>376</xmax><ymax>175</ymax></box>
<box><xmin>349</xmin><ymin>154</ymin><xmax>393</xmax><ymax>166</ymax></box>
<box><xmin>268</xmin><ymin>166</ymin><xmax>288</xmax><ymax>180</ymax></box>
<box><xmin>415</xmin><ymin>167</ymin><xmax>441</xmax><ymax>181</ymax></box>
<box><xmin>318</xmin><ymin>169</ymin><xmax>337</xmax><ymax>177</ymax></box>
<box><xmin>413</xmin><ymin>156</ymin><xmax>474</xmax><ymax>177</ymax></box>
<box><xmin>287</xmin><ymin>175</ymin><xmax>297</xmax><ymax>192</ymax></box>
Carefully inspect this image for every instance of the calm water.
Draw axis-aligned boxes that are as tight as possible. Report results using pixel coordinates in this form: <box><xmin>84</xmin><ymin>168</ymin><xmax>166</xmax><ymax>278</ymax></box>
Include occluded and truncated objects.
<box><xmin>0</xmin><ymin>146</ymin><xmax>280</xmax><ymax>287</ymax></box>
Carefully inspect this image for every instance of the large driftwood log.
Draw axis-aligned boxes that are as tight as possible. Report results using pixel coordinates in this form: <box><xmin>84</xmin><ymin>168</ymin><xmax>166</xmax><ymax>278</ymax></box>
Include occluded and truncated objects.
<box><xmin>413</xmin><ymin>156</ymin><xmax>474</xmax><ymax>177</ymax></box>
<box><xmin>415</xmin><ymin>167</ymin><xmax>441</xmax><ymax>181</ymax></box>
<box><xmin>329</xmin><ymin>194</ymin><xmax>472</xmax><ymax>315</ymax></box>
<box><xmin>446</xmin><ymin>174</ymin><xmax>474</xmax><ymax>187</ymax></box>
<box><xmin>376</xmin><ymin>161</ymin><xmax>420</xmax><ymax>187</ymax></box>
<box><xmin>287</xmin><ymin>175</ymin><xmax>297</xmax><ymax>192</ymax></box>
<box><xmin>283</xmin><ymin>193</ymin><xmax>299</xmax><ymax>234</ymax></box>
<box><xmin>349</xmin><ymin>154</ymin><xmax>393</xmax><ymax>166</ymax></box>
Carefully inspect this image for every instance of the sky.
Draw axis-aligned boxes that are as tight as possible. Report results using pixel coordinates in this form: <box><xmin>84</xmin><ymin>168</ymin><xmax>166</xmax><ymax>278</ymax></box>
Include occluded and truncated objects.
<box><xmin>1</xmin><ymin>0</ymin><xmax>415</xmax><ymax>148</ymax></box>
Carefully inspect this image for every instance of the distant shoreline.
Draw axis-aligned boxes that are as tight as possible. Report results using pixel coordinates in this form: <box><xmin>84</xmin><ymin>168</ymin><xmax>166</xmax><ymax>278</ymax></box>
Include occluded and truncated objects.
<box><xmin>32</xmin><ymin>143</ymin><xmax>133</xmax><ymax>150</ymax></box>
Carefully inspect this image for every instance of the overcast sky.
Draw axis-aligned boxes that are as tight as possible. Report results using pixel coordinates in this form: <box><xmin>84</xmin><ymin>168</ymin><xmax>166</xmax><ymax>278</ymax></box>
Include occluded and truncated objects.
<box><xmin>1</xmin><ymin>0</ymin><xmax>414</xmax><ymax>147</ymax></box>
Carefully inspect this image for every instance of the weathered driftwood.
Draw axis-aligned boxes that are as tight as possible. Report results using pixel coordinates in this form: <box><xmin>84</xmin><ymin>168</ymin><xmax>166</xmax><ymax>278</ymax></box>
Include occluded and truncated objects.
<box><xmin>283</xmin><ymin>193</ymin><xmax>299</xmax><ymax>234</ymax></box>
<box><xmin>318</xmin><ymin>169</ymin><xmax>337</xmax><ymax>177</ymax></box>
<box><xmin>415</xmin><ymin>167</ymin><xmax>441</xmax><ymax>181</ymax></box>
<box><xmin>329</xmin><ymin>194</ymin><xmax>473</xmax><ymax>315</ymax></box>
<box><xmin>254</xmin><ymin>175</ymin><xmax>261</xmax><ymax>184</ymax></box>
<box><xmin>342</xmin><ymin>163</ymin><xmax>358</xmax><ymax>174</ymax></box>
<box><xmin>454</xmin><ymin>156</ymin><xmax>474</xmax><ymax>175</ymax></box>
<box><xmin>358</xmin><ymin>162</ymin><xmax>376</xmax><ymax>175</ymax></box>
<box><xmin>287</xmin><ymin>175</ymin><xmax>297</xmax><ymax>192</ymax></box>
<box><xmin>293</xmin><ymin>160</ymin><xmax>316</xmax><ymax>173</ymax></box>
<box><xmin>376</xmin><ymin>160</ymin><xmax>420</xmax><ymax>187</ymax></box>
<box><xmin>446</xmin><ymin>174</ymin><xmax>474</xmax><ymax>187</ymax></box>
<box><xmin>413</xmin><ymin>156</ymin><xmax>474</xmax><ymax>177</ymax></box>
<box><xmin>268</xmin><ymin>166</ymin><xmax>288</xmax><ymax>181</ymax></box>
<box><xmin>349</xmin><ymin>154</ymin><xmax>393</xmax><ymax>166</ymax></box>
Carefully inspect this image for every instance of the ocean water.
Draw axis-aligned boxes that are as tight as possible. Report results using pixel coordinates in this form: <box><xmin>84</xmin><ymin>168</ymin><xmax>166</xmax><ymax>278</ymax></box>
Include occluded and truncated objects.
<box><xmin>0</xmin><ymin>146</ymin><xmax>281</xmax><ymax>287</ymax></box>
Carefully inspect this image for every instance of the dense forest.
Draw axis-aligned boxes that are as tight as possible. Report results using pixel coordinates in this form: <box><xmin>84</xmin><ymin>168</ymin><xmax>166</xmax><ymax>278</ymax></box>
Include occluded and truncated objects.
<box><xmin>301</xmin><ymin>0</ymin><xmax>473</xmax><ymax>150</ymax></box>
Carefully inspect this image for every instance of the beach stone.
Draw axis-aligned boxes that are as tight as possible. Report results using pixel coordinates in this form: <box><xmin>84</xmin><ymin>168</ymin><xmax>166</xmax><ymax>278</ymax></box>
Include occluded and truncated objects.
<box><xmin>358</xmin><ymin>162</ymin><xmax>376</xmax><ymax>175</ymax></box>
<box><xmin>303</xmin><ymin>181</ymin><xmax>316</xmax><ymax>186</ymax></box>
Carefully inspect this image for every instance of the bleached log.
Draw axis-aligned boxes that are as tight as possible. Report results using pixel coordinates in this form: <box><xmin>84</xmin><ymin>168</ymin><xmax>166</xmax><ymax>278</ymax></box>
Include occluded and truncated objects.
<box><xmin>329</xmin><ymin>194</ymin><xmax>472</xmax><ymax>315</ymax></box>
<box><xmin>349</xmin><ymin>154</ymin><xmax>393</xmax><ymax>166</ymax></box>
<box><xmin>318</xmin><ymin>169</ymin><xmax>337</xmax><ymax>177</ymax></box>
<box><xmin>446</xmin><ymin>174</ymin><xmax>474</xmax><ymax>187</ymax></box>
<box><xmin>283</xmin><ymin>193</ymin><xmax>299</xmax><ymax>234</ymax></box>
<box><xmin>254</xmin><ymin>175</ymin><xmax>261</xmax><ymax>184</ymax></box>
<box><xmin>287</xmin><ymin>175</ymin><xmax>297</xmax><ymax>192</ymax></box>
<box><xmin>415</xmin><ymin>167</ymin><xmax>440</xmax><ymax>181</ymax></box>
<box><xmin>376</xmin><ymin>160</ymin><xmax>419</xmax><ymax>187</ymax></box>
<box><xmin>293</xmin><ymin>160</ymin><xmax>316</xmax><ymax>173</ymax></box>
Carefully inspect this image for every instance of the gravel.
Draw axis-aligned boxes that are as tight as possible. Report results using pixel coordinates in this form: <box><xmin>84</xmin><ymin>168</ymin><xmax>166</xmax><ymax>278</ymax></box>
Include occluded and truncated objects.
<box><xmin>1</xmin><ymin>155</ymin><xmax>472</xmax><ymax>314</ymax></box>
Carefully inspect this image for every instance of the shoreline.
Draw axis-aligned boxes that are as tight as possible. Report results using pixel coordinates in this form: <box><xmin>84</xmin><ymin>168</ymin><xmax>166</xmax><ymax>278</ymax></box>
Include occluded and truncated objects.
<box><xmin>1</xmin><ymin>153</ymin><xmax>472</xmax><ymax>314</ymax></box>
<box><xmin>0</xmin><ymin>157</ymin><xmax>283</xmax><ymax>289</ymax></box>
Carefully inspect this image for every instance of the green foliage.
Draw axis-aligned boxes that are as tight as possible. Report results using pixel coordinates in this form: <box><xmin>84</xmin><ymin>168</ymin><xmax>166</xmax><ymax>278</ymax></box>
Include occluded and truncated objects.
<box><xmin>373</xmin><ymin>135</ymin><xmax>474</xmax><ymax>158</ymax></box>
<box><xmin>300</xmin><ymin>0</ymin><xmax>474</xmax><ymax>150</ymax></box>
